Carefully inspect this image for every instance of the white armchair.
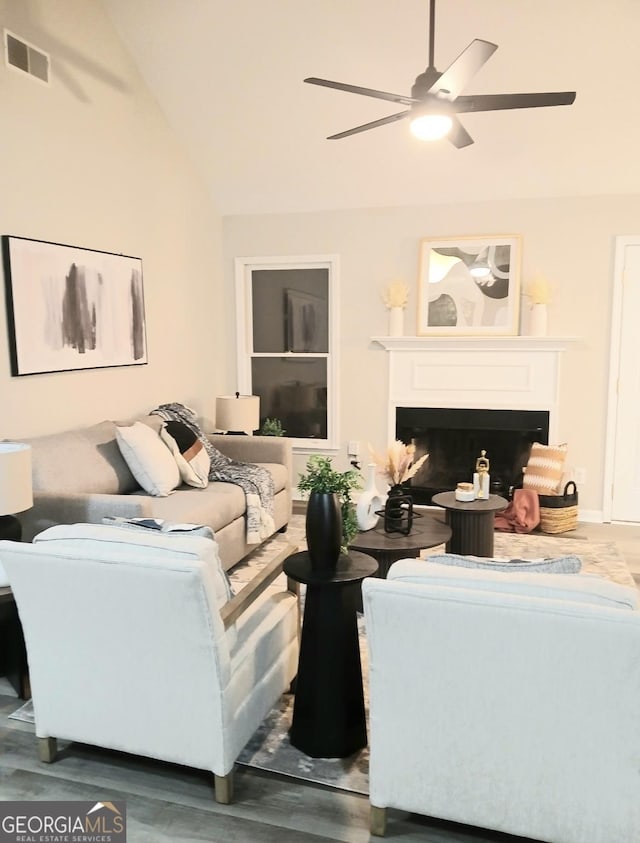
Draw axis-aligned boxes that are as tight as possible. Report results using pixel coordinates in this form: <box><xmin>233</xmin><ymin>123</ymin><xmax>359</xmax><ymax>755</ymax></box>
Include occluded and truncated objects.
<box><xmin>0</xmin><ymin>524</ymin><xmax>298</xmax><ymax>803</ymax></box>
<box><xmin>363</xmin><ymin>559</ymin><xmax>640</xmax><ymax>842</ymax></box>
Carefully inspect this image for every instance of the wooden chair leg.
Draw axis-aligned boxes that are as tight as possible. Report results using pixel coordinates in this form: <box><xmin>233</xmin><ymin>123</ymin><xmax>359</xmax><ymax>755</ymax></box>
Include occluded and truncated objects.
<box><xmin>214</xmin><ymin>771</ymin><xmax>234</xmax><ymax>804</ymax></box>
<box><xmin>38</xmin><ymin>737</ymin><xmax>57</xmax><ymax>763</ymax></box>
<box><xmin>370</xmin><ymin>804</ymin><xmax>387</xmax><ymax>837</ymax></box>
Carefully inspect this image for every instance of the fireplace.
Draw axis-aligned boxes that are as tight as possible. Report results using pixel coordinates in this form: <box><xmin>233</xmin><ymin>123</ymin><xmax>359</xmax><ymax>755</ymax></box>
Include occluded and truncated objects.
<box><xmin>373</xmin><ymin>336</ymin><xmax>571</xmax><ymax>503</ymax></box>
<box><xmin>396</xmin><ymin>406</ymin><xmax>549</xmax><ymax>504</ymax></box>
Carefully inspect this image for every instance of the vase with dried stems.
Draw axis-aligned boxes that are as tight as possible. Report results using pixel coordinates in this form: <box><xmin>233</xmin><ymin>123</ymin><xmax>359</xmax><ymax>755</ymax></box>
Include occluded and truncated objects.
<box><xmin>382</xmin><ymin>280</ymin><xmax>409</xmax><ymax>337</ymax></box>
<box><xmin>525</xmin><ymin>277</ymin><xmax>551</xmax><ymax>337</ymax></box>
<box><xmin>369</xmin><ymin>441</ymin><xmax>429</xmax><ymax>534</ymax></box>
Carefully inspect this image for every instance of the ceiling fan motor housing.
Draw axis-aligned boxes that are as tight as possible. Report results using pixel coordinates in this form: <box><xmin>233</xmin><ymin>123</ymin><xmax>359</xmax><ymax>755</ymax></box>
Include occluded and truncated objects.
<box><xmin>411</xmin><ymin>68</ymin><xmax>444</xmax><ymax>99</ymax></box>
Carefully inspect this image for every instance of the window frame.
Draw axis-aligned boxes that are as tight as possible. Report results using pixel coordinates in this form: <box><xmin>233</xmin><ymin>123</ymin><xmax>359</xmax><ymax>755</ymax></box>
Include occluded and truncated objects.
<box><xmin>234</xmin><ymin>254</ymin><xmax>340</xmax><ymax>451</ymax></box>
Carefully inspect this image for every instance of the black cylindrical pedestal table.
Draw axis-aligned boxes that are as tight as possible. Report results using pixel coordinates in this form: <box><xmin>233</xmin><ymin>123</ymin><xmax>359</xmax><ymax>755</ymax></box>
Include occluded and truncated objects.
<box><xmin>431</xmin><ymin>492</ymin><xmax>509</xmax><ymax>558</ymax></box>
<box><xmin>283</xmin><ymin>550</ymin><xmax>378</xmax><ymax>759</ymax></box>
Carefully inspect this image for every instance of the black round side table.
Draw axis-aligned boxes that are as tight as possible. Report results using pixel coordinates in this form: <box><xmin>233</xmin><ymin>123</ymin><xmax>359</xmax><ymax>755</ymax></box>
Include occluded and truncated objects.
<box><xmin>431</xmin><ymin>491</ymin><xmax>508</xmax><ymax>557</ymax></box>
<box><xmin>283</xmin><ymin>550</ymin><xmax>378</xmax><ymax>758</ymax></box>
<box><xmin>350</xmin><ymin>511</ymin><xmax>452</xmax><ymax>578</ymax></box>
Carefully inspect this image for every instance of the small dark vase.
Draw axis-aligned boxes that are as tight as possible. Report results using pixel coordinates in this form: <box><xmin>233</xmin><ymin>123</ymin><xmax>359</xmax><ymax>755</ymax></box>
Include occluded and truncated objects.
<box><xmin>384</xmin><ymin>484</ymin><xmax>414</xmax><ymax>535</ymax></box>
<box><xmin>306</xmin><ymin>491</ymin><xmax>342</xmax><ymax>572</ymax></box>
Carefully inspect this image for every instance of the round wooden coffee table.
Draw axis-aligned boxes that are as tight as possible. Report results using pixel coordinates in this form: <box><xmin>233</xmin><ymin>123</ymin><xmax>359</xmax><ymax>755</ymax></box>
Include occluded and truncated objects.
<box><xmin>350</xmin><ymin>511</ymin><xmax>452</xmax><ymax>578</ymax></box>
<box><xmin>431</xmin><ymin>491</ymin><xmax>508</xmax><ymax>557</ymax></box>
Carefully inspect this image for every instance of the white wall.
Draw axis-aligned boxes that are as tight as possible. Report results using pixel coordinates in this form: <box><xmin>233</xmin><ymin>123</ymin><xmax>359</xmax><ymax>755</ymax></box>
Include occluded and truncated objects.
<box><xmin>223</xmin><ymin>194</ymin><xmax>640</xmax><ymax>515</ymax></box>
<box><xmin>0</xmin><ymin>0</ymin><xmax>227</xmax><ymax>437</ymax></box>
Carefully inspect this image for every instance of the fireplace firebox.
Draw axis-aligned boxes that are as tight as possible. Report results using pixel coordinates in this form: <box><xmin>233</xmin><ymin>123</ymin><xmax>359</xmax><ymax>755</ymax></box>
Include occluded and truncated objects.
<box><xmin>396</xmin><ymin>407</ymin><xmax>549</xmax><ymax>504</ymax></box>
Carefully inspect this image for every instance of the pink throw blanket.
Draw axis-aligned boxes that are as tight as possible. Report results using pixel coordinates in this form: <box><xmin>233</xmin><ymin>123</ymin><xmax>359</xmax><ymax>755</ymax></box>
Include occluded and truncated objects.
<box><xmin>494</xmin><ymin>488</ymin><xmax>540</xmax><ymax>533</ymax></box>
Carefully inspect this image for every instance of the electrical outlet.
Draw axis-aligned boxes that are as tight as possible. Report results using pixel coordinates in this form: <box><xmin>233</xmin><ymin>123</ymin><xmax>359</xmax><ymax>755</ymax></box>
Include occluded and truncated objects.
<box><xmin>348</xmin><ymin>440</ymin><xmax>360</xmax><ymax>456</ymax></box>
<box><xmin>574</xmin><ymin>467</ymin><xmax>587</xmax><ymax>486</ymax></box>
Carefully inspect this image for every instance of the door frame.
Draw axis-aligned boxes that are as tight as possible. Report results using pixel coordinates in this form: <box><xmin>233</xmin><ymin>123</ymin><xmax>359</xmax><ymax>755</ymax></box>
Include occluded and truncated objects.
<box><xmin>602</xmin><ymin>235</ymin><xmax>640</xmax><ymax>522</ymax></box>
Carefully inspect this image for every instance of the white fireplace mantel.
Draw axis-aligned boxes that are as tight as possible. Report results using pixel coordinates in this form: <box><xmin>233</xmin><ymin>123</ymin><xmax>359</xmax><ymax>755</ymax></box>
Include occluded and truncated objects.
<box><xmin>371</xmin><ymin>336</ymin><xmax>578</xmax><ymax>443</ymax></box>
<box><xmin>372</xmin><ymin>336</ymin><xmax>578</xmax><ymax>352</ymax></box>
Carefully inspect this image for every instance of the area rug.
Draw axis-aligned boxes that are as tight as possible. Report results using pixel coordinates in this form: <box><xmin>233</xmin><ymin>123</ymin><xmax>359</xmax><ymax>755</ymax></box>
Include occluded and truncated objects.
<box><xmin>236</xmin><ymin>521</ymin><xmax>634</xmax><ymax>794</ymax></box>
<box><xmin>8</xmin><ymin>515</ymin><xmax>635</xmax><ymax>797</ymax></box>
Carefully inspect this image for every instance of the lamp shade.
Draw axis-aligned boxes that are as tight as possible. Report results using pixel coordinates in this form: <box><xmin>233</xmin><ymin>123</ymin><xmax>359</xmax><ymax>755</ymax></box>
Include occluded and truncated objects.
<box><xmin>0</xmin><ymin>443</ymin><xmax>33</xmax><ymax>515</ymax></box>
<box><xmin>215</xmin><ymin>394</ymin><xmax>260</xmax><ymax>434</ymax></box>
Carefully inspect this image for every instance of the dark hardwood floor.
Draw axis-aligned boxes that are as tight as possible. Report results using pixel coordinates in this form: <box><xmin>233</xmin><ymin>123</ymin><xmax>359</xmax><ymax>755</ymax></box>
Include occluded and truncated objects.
<box><xmin>1</xmin><ymin>689</ymin><xmax>523</xmax><ymax>843</ymax></box>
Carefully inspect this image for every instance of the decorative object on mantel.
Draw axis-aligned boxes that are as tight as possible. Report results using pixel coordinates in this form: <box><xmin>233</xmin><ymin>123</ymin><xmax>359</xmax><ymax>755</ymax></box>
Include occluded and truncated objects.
<box><xmin>416</xmin><ymin>234</ymin><xmax>521</xmax><ymax>337</ymax></box>
<box><xmin>524</xmin><ymin>276</ymin><xmax>552</xmax><ymax>337</ymax></box>
<box><xmin>355</xmin><ymin>463</ymin><xmax>385</xmax><ymax>531</ymax></box>
<box><xmin>298</xmin><ymin>455</ymin><xmax>361</xmax><ymax>569</ymax></box>
<box><xmin>382</xmin><ymin>279</ymin><xmax>409</xmax><ymax>337</ymax></box>
<box><xmin>369</xmin><ymin>441</ymin><xmax>429</xmax><ymax>535</ymax></box>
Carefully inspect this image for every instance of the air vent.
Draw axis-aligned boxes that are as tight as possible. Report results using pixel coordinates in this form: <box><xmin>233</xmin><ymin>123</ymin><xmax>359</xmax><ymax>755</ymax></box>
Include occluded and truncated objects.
<box><xmin>4</xmin><ymin>29</ymin><xmax>49</xmax><ymax>84</ymax></box>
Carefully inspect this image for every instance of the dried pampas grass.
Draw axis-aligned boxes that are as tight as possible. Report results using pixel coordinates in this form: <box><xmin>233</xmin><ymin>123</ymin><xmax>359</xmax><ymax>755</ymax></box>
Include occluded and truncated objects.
<box><xmin>382</xmin><ymin>280</ymin><xmax>409</xmax><ymax>309</ymax></box>
<box><xmin>369</xmin><ymin>440</ymin><xmax>429</xmax><ymax>486</ymax></box>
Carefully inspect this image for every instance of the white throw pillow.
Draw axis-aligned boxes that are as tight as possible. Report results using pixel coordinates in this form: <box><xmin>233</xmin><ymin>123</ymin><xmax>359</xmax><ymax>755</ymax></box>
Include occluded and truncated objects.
<box><xmin>115</xmin><ymin>422</ymin><xmax>181</xmax><ymax>497</ymax></box>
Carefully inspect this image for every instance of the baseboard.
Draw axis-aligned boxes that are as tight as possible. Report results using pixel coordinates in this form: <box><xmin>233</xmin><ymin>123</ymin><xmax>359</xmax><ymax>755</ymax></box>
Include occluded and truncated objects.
<box><xmin>578</xmin><ymin>509</ymin><xmax>605</xmax><ymax>524</ymax></box>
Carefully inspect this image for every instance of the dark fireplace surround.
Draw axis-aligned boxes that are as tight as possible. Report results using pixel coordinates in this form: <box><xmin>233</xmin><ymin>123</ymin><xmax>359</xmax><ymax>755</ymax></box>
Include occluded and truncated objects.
<box><xmin>396</xmin><ymin>407</ymin><xmax>549</xmax><ymax>504</ymax></box>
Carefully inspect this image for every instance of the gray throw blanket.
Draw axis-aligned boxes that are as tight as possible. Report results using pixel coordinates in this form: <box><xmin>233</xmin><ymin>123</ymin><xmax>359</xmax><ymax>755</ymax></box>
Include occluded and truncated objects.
<box><xmin>150</xmin><ymin>403</ymin><xmax>275</xmax><ymax>545</ymax></box>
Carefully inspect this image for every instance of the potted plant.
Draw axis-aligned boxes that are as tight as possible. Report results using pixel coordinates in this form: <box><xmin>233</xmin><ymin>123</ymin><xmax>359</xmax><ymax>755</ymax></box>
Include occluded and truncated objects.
<box><xmin>298</xmin><ymin>455</ymin><xmax>361</xmax><ymax>570</ymax></box>
<box><xmin>259</xmin><ymin>418</ymin><xmax>285</xmax><ymax>436</ymax></box>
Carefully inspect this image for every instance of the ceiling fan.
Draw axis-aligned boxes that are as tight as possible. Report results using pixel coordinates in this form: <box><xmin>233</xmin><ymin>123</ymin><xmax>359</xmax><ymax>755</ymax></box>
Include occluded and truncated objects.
<box><xmin>304</xmin><ymin>0</ymin><xmax>576</xmax><ymax>147</ymax></box>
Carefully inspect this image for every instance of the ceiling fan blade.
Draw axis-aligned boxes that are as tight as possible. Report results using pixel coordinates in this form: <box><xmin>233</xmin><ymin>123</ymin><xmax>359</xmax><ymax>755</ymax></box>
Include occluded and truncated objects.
<box><xmin>430</xmin><ymin>39</ymin><xmax>498</xmax><ymax>99</ymax></box>
<box><xmin>304</xmin><ymin>77</ymin><xmax>416</xmax><ymax>106</ymax></box>
<box><xmin>327</xmin><ymin>110</ymin><xmax>411</xmax><ymax>140</ymax></box>
<box><xmin>448</xmin><ymin>117</ymin><xmax>474</xmax><ymax>148</ymax></box>
<box><xmin>454</xmin><ymin>91</ymin><xmax>576</xmax><ymax>113</ymax></box>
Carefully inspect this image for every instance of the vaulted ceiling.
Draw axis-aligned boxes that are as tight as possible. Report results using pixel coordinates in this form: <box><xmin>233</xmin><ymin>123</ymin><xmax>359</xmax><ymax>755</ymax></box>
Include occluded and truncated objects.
<box><xmin>103</xmin><ymin>0</ymin><xmax>640</xmax><ymax>215</ymax></box>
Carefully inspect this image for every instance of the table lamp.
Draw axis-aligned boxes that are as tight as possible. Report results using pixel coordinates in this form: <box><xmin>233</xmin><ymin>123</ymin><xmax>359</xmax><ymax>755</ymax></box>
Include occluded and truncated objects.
<box><xmin>0</xmin><ymin>443</ymin><xmax>33</xmax><ymax>541</ymax></box>
<box><xmin>215</xmin><ymin>393</ymin><xmax>260</xmax><ymax>435</ymax></box>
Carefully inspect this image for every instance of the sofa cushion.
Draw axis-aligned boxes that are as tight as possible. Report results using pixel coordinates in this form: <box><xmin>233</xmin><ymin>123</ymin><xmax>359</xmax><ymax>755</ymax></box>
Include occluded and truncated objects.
<box><xmin>116</xmin><ymin>422</ymin><xmax>181</xmax><ymax>497</ymax></box>
<box><xmin>388</xmin><ymin>559</ymin><xmax>639</xmax><ymax>611</ymax></box>
<box><xmin>21</xmin><ymin>421</ymin><xmax>139</xmax><ymax>495</ymax></box>
<box><xmin>160</xmin><ymin>420</ymin><xmax>210</xmax><ymax>489</ymax></box>
<box><xmin>143</xmin><ymin>482</ymin><xmax>247</xmax><ymax>533</ymax></box>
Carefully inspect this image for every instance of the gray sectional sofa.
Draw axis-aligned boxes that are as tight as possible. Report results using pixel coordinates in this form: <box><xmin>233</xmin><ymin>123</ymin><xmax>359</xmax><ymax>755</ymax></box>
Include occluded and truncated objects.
<box><xmin>18</xmin><ymin>415</ymin><xmax>292</xmax><ymax>571</ymax></box>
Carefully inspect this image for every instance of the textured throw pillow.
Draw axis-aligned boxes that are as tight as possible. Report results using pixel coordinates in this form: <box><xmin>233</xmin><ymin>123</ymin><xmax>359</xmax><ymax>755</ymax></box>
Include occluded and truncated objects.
<box><xmin>115</xmin><ymin>422</ymin><xmax>180</xmax><ymax>497</ymax></box>
<box><xmin>160</xmin><ymin>420</ymin><xmax>210</xmax><ymax>489</ymax></box>
<box><xmin>523</xmin><ymin>442</ymin><xmax>568</xmax><ymax>494</ymax></box>
<box><xmin>389</xmin><ymin>559</ymin><xmax>638</xmax><ymax>611</ymax></box>
<box><xmin>427</xmin><ymin>553</ymin><xmax>582</xmax><ymax>574</ymax></box>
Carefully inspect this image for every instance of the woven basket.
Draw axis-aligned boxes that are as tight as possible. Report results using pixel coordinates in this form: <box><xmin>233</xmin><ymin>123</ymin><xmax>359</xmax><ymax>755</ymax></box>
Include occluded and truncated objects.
<box><xmin>538</xmin><ymin>481</ymin><xmax>578</xmax><ymax>534</ymax></box>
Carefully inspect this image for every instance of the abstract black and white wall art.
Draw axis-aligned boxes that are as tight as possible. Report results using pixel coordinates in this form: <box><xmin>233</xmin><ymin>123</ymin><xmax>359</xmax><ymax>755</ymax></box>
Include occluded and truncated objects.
<box><xmin>417</xmin><ymin>235</ymin><xmax>521</xmax><ymax>336</ymax></box>
<box><xmin>2</xmin><ymin>236</ymin><xmax>147</xmax><ymax>376</ymax></box>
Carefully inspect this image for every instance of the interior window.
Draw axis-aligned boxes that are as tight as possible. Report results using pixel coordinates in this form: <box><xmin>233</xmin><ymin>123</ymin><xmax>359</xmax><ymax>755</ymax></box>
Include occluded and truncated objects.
<box><xmin>235</xmin><ymin>256</ymin><xmax>339</xmax><ymax>449</ymax></box>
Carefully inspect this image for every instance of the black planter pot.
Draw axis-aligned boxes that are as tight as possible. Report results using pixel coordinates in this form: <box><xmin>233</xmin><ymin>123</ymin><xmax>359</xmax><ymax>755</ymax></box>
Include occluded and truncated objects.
<box><xmin>305</xmin><ymin>491</ymin><xmax>343</xmax><ymax>572</ymax></box>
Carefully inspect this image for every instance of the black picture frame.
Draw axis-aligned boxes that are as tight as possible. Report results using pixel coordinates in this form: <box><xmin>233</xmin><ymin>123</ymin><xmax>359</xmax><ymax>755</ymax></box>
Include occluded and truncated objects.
<box><xmin>2</xmin><ymin>235</ymin><xmax>147</xmax><ymax>376</ymax></box>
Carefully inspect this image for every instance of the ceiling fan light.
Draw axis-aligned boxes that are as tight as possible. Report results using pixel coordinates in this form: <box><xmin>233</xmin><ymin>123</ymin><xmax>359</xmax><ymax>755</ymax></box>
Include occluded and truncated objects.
<box><xmin>410</xmin><ymin>113</ymin><xmax>453</xmax><ymax>141</ymax></box>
